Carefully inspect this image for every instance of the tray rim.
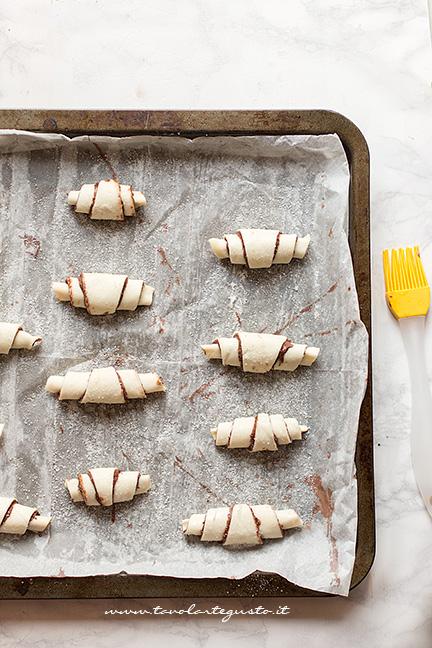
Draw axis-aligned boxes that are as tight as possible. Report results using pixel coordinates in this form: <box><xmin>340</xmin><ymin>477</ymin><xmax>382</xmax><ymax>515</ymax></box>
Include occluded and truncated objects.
<box><xmin>0</xmin><ymin>109</ymin><xmax>374</xmax><ymax>599</ymax></box>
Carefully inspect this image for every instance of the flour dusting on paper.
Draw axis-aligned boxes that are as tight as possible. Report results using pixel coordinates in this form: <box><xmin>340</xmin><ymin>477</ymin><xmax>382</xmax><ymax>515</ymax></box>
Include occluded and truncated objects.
<box><xmin>0</xmin><ymin>131</ymin><xmax>367</xmax><ymax>596</ymax></box>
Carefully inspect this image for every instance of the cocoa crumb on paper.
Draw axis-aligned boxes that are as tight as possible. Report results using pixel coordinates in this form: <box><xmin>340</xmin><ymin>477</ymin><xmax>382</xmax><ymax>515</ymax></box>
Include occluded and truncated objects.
<box><xmin>157</xmin><ymin>246</ymin><xmax>173</xmax><ymax>271</ymax></box>
<box><xmin>92</xmin><ymin>141</ymin><xmax>118</xmax><ymax>181</ymax></box>
<box><xmin>305</xmin><ymin>474</ymin><xmax>340</xmax><ymax>587</ymax></box>
<box><xmin>174</xmin><ymin>456</ymin><xmax>229</xmax><ymax>505</ymax></box>
<box><xmin>274</xmin><ymin>281</ymin><xmax>339</xmax><ymax>334</ymax></box>
<box><xmin>188</xmin><ymin>378</ymin><xmax>218</xmax><ymax>402</ymax></box>
<box><xmin>19</xmin><ymin>234</ymin><xmax>41</xmax><ymax>259</ymax></box>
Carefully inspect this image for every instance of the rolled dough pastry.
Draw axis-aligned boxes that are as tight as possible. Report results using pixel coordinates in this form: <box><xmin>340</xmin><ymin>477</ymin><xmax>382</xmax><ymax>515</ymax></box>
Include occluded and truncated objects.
<box><xmin>53</xmin><ymin>272</ymin><xmax>154</xmax><ymax>315</ymax></box>
<box><xmin>45</xmin><ymin>366</ymin><xmax>165</xmax><ymax>403</ymax></box>
<box><xmin>0</xmin><ymin>423</ymin><xmax>4</xmax><ymax>439</ymax></box>
<box><xmin>66</xmin><ymin>468</ymin><xmax>151</xmax><ymax>506</ymax></box>
<box><xmin>0</xmin><ymin>323</ymin><xmax>41</xmax><ymax>355</ymax></box>
<box><xmin>68</xmin><ymin>180</ymin><xmax>146</xmax><ymax>221</ymax></box>
<box><xmin>182</xmin><ymin>504</ymin><xmax>302</xmax><ymax>546</ymax></box>
<box><xmin>0</xmin><ymin>497</ymin><xmax>51</xmax><ymax>535</ymax></box>
<box><xmin>202</xmin><ymin>331</ymin><xmax>319</xmax><ymax>373</ymax></box>
<box><xmin>209</xmin><ymin>229</ymin><xmax>310</xmax><ymax>268</ymax></box>
<box><xmin>211</xmin><ymin>412</ymin><xmax>308</xmax><ymax>451</ymax></box>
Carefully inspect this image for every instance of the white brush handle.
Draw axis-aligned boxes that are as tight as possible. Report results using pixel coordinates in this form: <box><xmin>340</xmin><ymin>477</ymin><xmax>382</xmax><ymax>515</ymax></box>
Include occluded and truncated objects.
<box><xmin>399</xmin><ymin>316</ymin><xmax>432</xmax><ymax>517</ymax></box>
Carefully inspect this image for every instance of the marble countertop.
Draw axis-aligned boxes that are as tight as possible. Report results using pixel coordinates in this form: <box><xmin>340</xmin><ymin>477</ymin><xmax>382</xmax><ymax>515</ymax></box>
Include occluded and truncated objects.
<box><xmin>0</xmin><ymin>0</ymin><xmax>431</xmax><ymax>646</ymax></box>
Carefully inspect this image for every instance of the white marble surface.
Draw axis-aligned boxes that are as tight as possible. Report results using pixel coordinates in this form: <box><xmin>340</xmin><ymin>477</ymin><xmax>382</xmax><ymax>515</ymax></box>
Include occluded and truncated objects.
<box><xmin>0</xmin><ymin>0</ymin><xmax>432</xmax><ymax>646</ymax></box>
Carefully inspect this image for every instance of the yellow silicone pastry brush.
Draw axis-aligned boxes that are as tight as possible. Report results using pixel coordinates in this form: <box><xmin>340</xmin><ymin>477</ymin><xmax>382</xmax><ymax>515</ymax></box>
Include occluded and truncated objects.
<box><xmin>383</xmin><ymin>246</ymin><xmax>432</xmax><ymax>517</ymax></box>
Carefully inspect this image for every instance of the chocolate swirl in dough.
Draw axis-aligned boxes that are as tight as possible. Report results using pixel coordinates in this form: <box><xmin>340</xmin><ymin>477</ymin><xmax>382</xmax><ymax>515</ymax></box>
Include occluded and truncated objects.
<box><xmin>0</xmin><ymin>322</ymin><xmax>41</xmax><ymax>355</ymax></box>
<box><xmin>182</xmin><ymin>504</ymin><xmax>302</xmax><ymax>546</ymax></box>
<box><xmin>67</xmin><ymin>179</ymin><xmax>146</xmax><ymax>221</ymax></box>
<box><xmin>209</xmin><ymin>228</ymin><xmax>310</xmax><ymax>268</ymax></box>
<box><xmin>66</xmin><ymin>468</ymin><xmax>151</xmax><ymax>507</ymax></box>
<box><xmin>45</xmin><ymin>366</ymin><xmax>165</xmax><ymax>404</ymax></box>
<box><xmin>211</xmin><ymin>412</ymin><xmax>308</xmax><ymax>452</ymax></box>
<box><xmin>0</xmin><ymin>497</ymin><xmax>51</xmax><ymax>535</ymax></box>
<box><xmin>52</xmin><ymin>272</ymin><xmax>154</xmax><ymax>315</ymax></box>
<box><xmin>202</xmin><ymin>331</ymin><xmax>319</xmax><ymax>373</ymax></box>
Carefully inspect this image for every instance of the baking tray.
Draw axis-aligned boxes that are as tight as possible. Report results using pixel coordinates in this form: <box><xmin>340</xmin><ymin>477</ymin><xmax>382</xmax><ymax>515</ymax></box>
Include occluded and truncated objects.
<box><xmin>0</xmin><ymin>109</ymin><xmax>373</xmax><ymax>598</ymax></box>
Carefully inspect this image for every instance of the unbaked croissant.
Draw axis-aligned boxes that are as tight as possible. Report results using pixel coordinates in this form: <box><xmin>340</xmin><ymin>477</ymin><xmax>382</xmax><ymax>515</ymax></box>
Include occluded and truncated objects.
<box><xmin>52</xmin><ymin>272</ymin><xmax>154</xmax><ymax>315</ymax></box>
<box><xmin>66</xmin><ymin>468</ymin><xmax>151</xmax><ymax>506</ymax></box>
<box><xmin>0</xmin><ymin>497</ymin><xmax>51</xmax><ymax>535</ymax></box>
<box><xmin>209</xmin><ymin>228</ymin><xmax>310</xmax><ymax>268</ymax></box>
<box><xmin>0</xmin><ymin>323</ymin><xmax>41</xmax><ymax>355</ymax></box>
<box><xmin>67</xmin><ymin>180</ymin><xmax>146</xmax><ymax>221</ymax></box>
<box><xmin>45</xmin><ymin>366</ymin><xmax>165</xmax><ymax>403</ymax></box>
<box><xmin>182</xmin><ymin>503</ymin><xmax>302</xmax><ymax>546</ymax></box>
<box><xmin>211</xmin><ymin>412</ymin><xmax>308</xmax><ymax>451</ymax></box>
<box><xmin>202</xmin><ymin>331</ymin><xmax>319</xmax><ymax>373</ymax></box>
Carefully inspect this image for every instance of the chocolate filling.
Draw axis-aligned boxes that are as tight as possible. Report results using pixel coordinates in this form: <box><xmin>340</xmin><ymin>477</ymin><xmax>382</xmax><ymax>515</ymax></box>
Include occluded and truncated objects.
<box><xmin>87</xmin><ymin>471</ymin><xmax>103</xmax><ymax>506</ymax></box>
<box><xmin>78</xmin><ymin>273</ymin><xmax>90</xmax><ymax>313</ymax></box>
<box><xmin>129</xmin><ymin>185</ymin><xmax>136</xmax><ymax>215</ymax></box>
<box><xmin>66</xmin><ymin>276</ymin><xmax>74</xmax><ymax>306</ymax></box>
<box><xmin>29</xmin><ymin>510</ymin><xmax>39</xmax><ymax>523</ymax></box>
<box><xmin>249</xmin><ymin>506</ymin><xmax>264</xmax><ymax>544</ymax></box>
<box><xmin>0</xmin><ymin>499</ymin><xmax>16</xmax><ymax>527</ymax></box>
<box><xmin>117</xmin><ymin>181</ymin><xmax>126</xmax><ymax>221</ymax></box>
<box><xmin>222</xmin><ymin>236</ymin><xmax>230</xmax><ymax>258</ymax></box>
<box><xmin>236</xmin><ymin>231</ymin><xmax>249</xmax><ymax>267</ymax></box>
<box><xmin>221</xmin><ymin>506</ymin><xmax>233</xmax><ymax>544</ymax></box>
<box><xmin>273</xmin><ymin>339</ymin><xmax>294</xmax><ymax>367</ymax></box>
<box><xmin>248</xmin><ymin>416</ymin><xmax>258</xmax><ymax>451</ymax></box>
<box><xmin>11</xmin><ymin>326</ymin><xmax>23</xmax><ymax>350</ymax></box>
<box><xmin>111</xmin><ymin>468</ymin><xmax>120</xmax><ymax>523</ymax></box>
<box><xmin>88</xmin><ymin>181</ymin><xmax>99</xmax><ymax>216</ymax></box>
<box><xmin>77</xmin><ymin>474</ymin><xmax>88</xmax><ymax>504</ymax></box>
<box><xmin>112</xmin><ymin>468</ymin><xmax>120</xmax><ymax>503</ymax></box>
<box><xmin>233</xmin><ymin>333</ymin><xmax>243</xmax><ymax>370</ymax></box>
<box><xmin>284</xmin><ymin>419</ymin><xmax>292</xmax><ymax>443</ymax></box>
<box><xmin>226</xmin><ymin>421</ymin><xmax>235</xmax><ymax>448</ymax></box>
<box><xmin>272</xmin><ymin>231</ymin><xmax>282</xmax><ymax>262</ymax></box>
<box><xmin>115</xmin><ymin>370</ymin><xmax>128</xmax><ymax>402</ymax></box>
<box><xmin>115</xmin><ymin>277</ymin><xmax>129</xmax><ymax>311</ymax></box>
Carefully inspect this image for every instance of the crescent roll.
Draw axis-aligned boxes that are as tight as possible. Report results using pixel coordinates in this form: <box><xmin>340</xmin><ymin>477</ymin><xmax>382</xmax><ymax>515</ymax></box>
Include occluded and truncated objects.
<box><xmin>0</xmin><ymin>322</ymin><xmax>41</xmax><ymax>355</ymax></box>
<box><xmin>211</xmin><ymin>412</ymin><xmax>308</xmax><ymax>452</ymax></box>
<box><xmin>52</xmin><ymin>272</ymin><xmax>154</xmax><ymax>315</ymax></box>
<box><xmin>209</xmin><ymin>229</ymin><xmax>310</xmax><ymax>268</ymax></box>
<box><xmin>182</xmin><ymin>504</ymin><xmax>302</xmax><ymax>546</ymax></box>
<box><xmin>0</xmin><ymin>497</ymin><xmax>51</xmax><ymax>535</ymax></box>
<box><xmin>202</xmin><ymin>331</ymin><xmax>319</xmax><ymax>373</ymax></box>
<box><xmin>67</xmin><ymin>180</ymin><xmax>146</xmax><ymax>221</ymax></box>
<box><xmin>66</xmin><ymin>468</ymin><xmax>151</xmax><ymax>506</ymax></box>
<box><xmin>45</xmin><ymin>366</ymin><xmax>165</xmax><ymax>404</ymax></box>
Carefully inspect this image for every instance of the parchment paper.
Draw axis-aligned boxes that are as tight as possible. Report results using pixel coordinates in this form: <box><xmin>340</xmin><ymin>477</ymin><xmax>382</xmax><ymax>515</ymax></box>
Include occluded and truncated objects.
<box><xmin>0</xmin><ymin>130</ymin><xmax>368</xmax><ymax>596</ymax></box>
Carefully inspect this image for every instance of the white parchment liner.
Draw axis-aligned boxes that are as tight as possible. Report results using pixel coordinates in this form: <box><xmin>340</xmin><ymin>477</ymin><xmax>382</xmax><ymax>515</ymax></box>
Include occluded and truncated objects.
<box><xmin>0</xmin><ymin>130</ymin><xmax>368</xmax><ymax>595</ymax></box>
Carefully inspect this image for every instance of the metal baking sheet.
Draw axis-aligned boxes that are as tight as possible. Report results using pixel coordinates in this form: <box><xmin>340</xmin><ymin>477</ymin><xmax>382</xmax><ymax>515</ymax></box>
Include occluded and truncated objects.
<box><xmin>0</xmin><ymin>110</ymin><xmax>374</xmax><ymax>596</ymax></box>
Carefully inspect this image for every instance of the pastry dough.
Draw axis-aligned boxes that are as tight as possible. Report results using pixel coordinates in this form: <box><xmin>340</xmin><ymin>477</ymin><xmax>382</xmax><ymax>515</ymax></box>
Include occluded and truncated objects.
<box><xmin>67</xmin><ymin>180</ymin><xmax>146</xmax><ymax>221</ymax></box>
<box><xmin>45</xmin><ymin>366</ymin><xmax>165</xmax><ymax>403</ymax></box>
<box><xmin>182</xmin><ymin>504</ymin><xmax>302</xmax><ymax>545</ymax></box>
<box><xmin>0</xmin><ymin>497</ymin><xmax>51</xmax><ymax>535</ymax></box>
<box><xmin>209</xmin><ymin>229</ymin><xmax>310</xmax><ymax>268</ymax></box>
<box><xmin>65</xmin><ymin>468</ymin><xmax>151</xmax><ymax>506</ymax></box>
<box><xmin>211</xmin><ymin>412</ymin><xmax>308</xmax><ymax>451</ymax></box>
<box><xmin>53</xmin><ymin>273</ymin><xmax>154</xmax><ymax>315</ymax></box>
<box><xmin>0</xmin><ymin>423</ymin><xmax>4</xmax><ymax>439</ymax></box>
<box><xmin>202</xmin><ymin>331</ymin><xmax>319</xmax><ymax>373</ymax></box>
<box><xmin>0</xmin><ymin>323</ymin><xmax>41</xmax><ymax>355</ymax></box>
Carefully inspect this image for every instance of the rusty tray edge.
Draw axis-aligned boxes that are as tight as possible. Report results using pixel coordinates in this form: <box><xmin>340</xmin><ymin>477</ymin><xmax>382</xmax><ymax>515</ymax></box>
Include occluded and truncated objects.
<box><xmin>0</xmin><ymin>109</ymin><xmax>374</xmax><ymax>599</ymax></box>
